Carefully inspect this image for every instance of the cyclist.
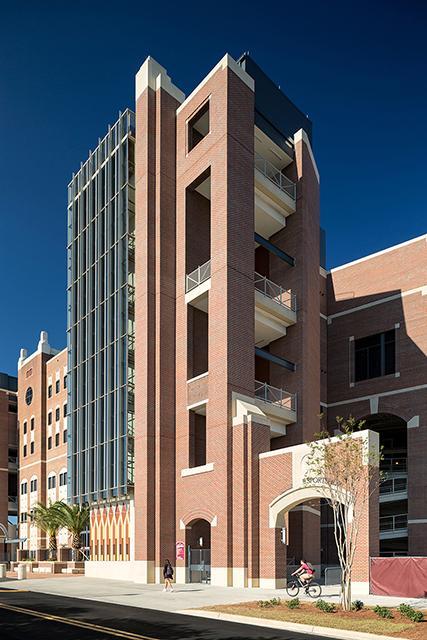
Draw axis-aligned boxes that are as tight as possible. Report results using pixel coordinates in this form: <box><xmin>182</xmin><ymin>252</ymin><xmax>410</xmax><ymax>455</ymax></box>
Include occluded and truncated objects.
<box><xmin>292</xmin><ymin>559</ymin><xmax>315</xmax><ymax>587</ymax></box>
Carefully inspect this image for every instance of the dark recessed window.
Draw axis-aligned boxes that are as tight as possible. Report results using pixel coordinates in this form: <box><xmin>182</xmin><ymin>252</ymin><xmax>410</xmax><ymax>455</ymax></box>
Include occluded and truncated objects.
<box><xmin>48</xmin><ymin>385</ymin><xmax>52</xmax><ymax>398</ymax></box>
<box><xmin>55</xmin><ymin>407</ymin><xmax>60</xmax><ymax>421</ymax></box>
<box><xmin>30</xmin><ymin>418</ymin><xmax>34</xmax><ymax>431</ymax></box>
<box><xmin>48</xmin><ymin>475</ymin><xmax>56</xmax><ymax>490</ymax></box>
<box><xmin>55</xmin><ymin>433</ymin><xmax>59</xmax><ymax>447</ymax></box>
<box><xmin>188</xmin><ymin>101</ymin><xmax>210</xmax><ymax>152</ymax></box>
<box><xmin>23</xmin><ymin>421</ymin><xmax>27</xmax><ymax>435</ymax></box>
<box><xmin>48</xmin><ymin>412</ymin><xmax>52</xmax><ymax>426</ymax></box>
<box><xmin>63</xmin><ymin>429</ymin><xmax>67</xmax><ymax>443</ymax></box>
<box><xmin>21</xmin><ymin>482</ymin><xmax>27</xmax><ymax>495</ymax></box>
<box><xmin>63</xmin><ymin>375</ymin><xmax>67</xmax><ymax>389</ymax></box>
<box><xmin>8</xmin><ymin>402</ymin><xmax>17</xmax><ymax>413</ymax></box>
<box><xmin>63</xmin><ymin>403</ymin><xmax>67</xmax><ymax>418</ymax></box>
<box><xmin>48</xmin><ymin>437</ymin><xmax>52</xmax><ymax>450</ymax></box>
<box><xmin>30</xmin><ymin>478</ymin><xmax>37</xmax><ymax>492</ymax></box>
<box><xmin>20</xmin><ymin>512</ymin><xmax>28</xmax><ymax>523</ymax></box>
<box><xmin>25</xmin><ymin>387</ymin><xmax>33</xmax><ymax>406</ymax></box>
<box><xmin>23</xmin><ymin>445</ymin><xmax>27</xmax><ymax>457</ymax></box>
<box><xmin>355</xmin><ymin>329</ymin><xmax>395</xmax><ymax>382</ymax></box>
<box><xmin>30</xmin><ymin>442</ymin><xmax>34</xmax><ymax>454</ymax></box>
<box><xmin>59</xmin><ymin>471</ymin><xmax>67</xmax><ymax>486</ymax></box>
<box><xmin>55</xmin><ymin>380</ymin><xmax>60</xmax><ymax>394</ymax></box>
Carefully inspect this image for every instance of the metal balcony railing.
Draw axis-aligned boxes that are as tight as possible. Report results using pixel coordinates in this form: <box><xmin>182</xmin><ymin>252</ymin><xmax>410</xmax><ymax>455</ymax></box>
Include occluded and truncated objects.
<box><xmin>255</xmin><ymin>153</ymin><xmax>296</xmax><ymax>200</ymax></box>
<box><xmin>8</xmin><ymin>496</ymin><xmax>18</xmax><ymax>504</ymax></box>
<box><xmin>255</xmin><ymin>380</ymin><xmax>296</xmax><ymax>412</ymax></box>
<box><xmin>380</xmin><ymin>477</ymin><xmax>407</xmax><ymax>495</ymax></box>
<box><xmin>254</xmin><ymin>272</ymin><xmax>296</xmax><ymax>312</ymax></box>
<box><xmin>8</xmin><ymin>456</ymin><xmax>18</xmax><ymax>464</ymax></box>
<box><xmin>381</xmin><ymin>457</ymin><xmax>407</xmax><ymax>473</ymax></box>
<box><xmin>379</xmin><ymin>513</ymin><xmax>408</xmax><ymax>532</ymax></box>
<box><xmin>186</xmin><ymin>259</ymin><xmax>211</xmax><ymax>293</ymax></box>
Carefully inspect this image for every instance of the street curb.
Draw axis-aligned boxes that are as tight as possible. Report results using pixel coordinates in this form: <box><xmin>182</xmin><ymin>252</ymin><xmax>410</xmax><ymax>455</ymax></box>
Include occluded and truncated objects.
<box><xmin>177</xmin><ymin>608</ymin><xmax>408</xmax><ymax>640</ymax></box>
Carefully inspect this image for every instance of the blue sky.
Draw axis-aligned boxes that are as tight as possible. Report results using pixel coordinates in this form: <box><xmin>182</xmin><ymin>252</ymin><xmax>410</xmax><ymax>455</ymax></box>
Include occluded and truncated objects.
<box><xmin>0</xmin><ymin>0</ymin><xmax>426</xmax><ymax>375</ymax></box>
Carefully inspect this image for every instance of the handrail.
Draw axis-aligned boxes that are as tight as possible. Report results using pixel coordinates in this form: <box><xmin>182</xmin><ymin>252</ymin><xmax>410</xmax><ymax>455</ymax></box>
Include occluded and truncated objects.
<box><xmin>379</xmin><ymin>513</ymin><xmax>407</xmax><ymax>531</ymax></box>
<box><xmin>255</xmin><ymin>380</ymin><xmax>296</xmax><ymax>412</ymax></box>
<box><xmin>380</xmin><ymin>477</ymin><xmax>407</xmax><ymax>495</ymax></box>
<box><xmin>255</xmin><ymin>153</ymin><xmax>296</xmax><ymax>200</ymax></box>
<box><xmin>380</xmin><ymin>457</ymin><xmax>407</xmax><ymax>472</ymax></box>
<box><xmin>254</xmin><ymin>272</ymin><xmax>296</xmax><ymax>312</ymax></box>
<box><xmin>186</xmin><ymin>259</ymin><xmax>211</xmax><ymax>293</ymax></box>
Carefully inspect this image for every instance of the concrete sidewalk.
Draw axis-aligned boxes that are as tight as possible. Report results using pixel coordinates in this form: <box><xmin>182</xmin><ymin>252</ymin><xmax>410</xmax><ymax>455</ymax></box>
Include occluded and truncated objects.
<box><xmin>1</xmin><ymin>576</ymin><xmax>426</xmax><ymax>611</ymax></box>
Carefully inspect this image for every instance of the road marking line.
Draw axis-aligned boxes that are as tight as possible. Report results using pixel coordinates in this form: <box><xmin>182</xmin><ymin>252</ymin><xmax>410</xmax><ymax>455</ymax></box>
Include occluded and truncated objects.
<box><xmin>0</xmin><ymin>589</ymin><xmax>29</xmax><ymax>592</ymax></box>
<box><xmin>0</xmin><ymin>602</ymin><xmax>158</xmax><ymax>639</ymax></box>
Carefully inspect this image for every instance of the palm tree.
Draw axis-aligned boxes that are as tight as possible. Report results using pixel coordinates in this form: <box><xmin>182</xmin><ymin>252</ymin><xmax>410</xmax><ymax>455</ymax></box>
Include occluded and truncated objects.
<box><xmin>31</xmin><ymin>502</ymin><xmax>61</xmax><ymax>561</ymax></box>
<box><xmin>53</xmin><ymin>502</ymin><xmax>90</xmax><ymax>561</ymax></box>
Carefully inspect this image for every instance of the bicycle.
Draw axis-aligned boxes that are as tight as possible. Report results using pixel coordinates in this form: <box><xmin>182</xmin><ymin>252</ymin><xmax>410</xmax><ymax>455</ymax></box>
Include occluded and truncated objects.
<box><xmin>286</xmin><ymin>575</ymin><xmax>322</xmax><ymax>598</ymax></box>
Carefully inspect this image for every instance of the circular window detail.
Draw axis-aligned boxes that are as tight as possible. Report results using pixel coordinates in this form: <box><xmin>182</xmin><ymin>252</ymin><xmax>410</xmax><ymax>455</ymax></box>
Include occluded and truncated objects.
<box><xmin>25</xmin><ymin>387</ymin><xmax>33</xmax><ymax>406</ymax></box>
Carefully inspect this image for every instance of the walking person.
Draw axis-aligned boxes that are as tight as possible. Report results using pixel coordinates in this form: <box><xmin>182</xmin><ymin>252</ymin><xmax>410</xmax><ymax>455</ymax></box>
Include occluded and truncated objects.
<box><xmin>163</xmin><ymin>558</ymin><xmax>174</xmax><ymax>592</ymax></box>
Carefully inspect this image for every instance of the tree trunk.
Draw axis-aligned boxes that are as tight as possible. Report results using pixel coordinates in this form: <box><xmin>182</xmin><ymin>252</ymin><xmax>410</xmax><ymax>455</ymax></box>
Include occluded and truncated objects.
<box><xmin>341</xmin><ymin>568</ymin><xmax>352</xmax><ymax>611</ymax></box>
<box><xmin>72</xmin><ymin>532</ymin><xmax>81</xmax><ymax>561</ymax></box>
<box><xmin>48</xmin><ymin>533</ymin><xmax>58</xmax><ymax>561</ymax></box>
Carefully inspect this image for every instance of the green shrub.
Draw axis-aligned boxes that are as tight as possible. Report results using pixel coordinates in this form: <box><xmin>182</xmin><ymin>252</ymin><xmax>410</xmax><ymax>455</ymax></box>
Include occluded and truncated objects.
<box><xmin>351</xmin><ymin>600</ymin><xmax>364</xmax><ymax>611</ymax></box>
<box><xmin>258</xmin><ymin>597</ymin><xmax>281</xmax><ymax>608</ymax></box>
<box><xmin>373</xmin><ymin>606</ymin><xmax>393</xmax><ymax>619</ymax></box>
<box><xmin>315</xmin><ymin>599</ymin><xmax>336</xmax><ymax>613</ymax></box>
<box><xmin>398</xmin><ymin>604</ymin><xmax>424</xmax><ymax>622</ymax></box>
<box><xmin>286</xmin><ymin>598</ymin><xmax>300</xmax><ymax>609</ymax></box>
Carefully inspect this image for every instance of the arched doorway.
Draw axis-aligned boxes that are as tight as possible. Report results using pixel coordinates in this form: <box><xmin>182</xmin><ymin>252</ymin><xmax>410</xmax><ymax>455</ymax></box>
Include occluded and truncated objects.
<box><xmin>363</xmin><ymin>413</ymin><xmax>408</xmax><ymax>557</ymax></box>
<box><xmin>186</xmin><ymin>518</ymin><xmax>211</xmax><ymax>583</ymax></box>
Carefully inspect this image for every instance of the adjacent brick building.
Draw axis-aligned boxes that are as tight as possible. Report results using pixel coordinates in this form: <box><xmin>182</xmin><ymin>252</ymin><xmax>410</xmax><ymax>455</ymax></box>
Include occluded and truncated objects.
<box><xmin>0</xmin><ymin>372</ymin><xmax>18</xmax><ymax>561</ymax></box>
<box><xmin>17</xmin><ymin>332</ymin><xmax>68</xmax><ymax>559</ymax></box>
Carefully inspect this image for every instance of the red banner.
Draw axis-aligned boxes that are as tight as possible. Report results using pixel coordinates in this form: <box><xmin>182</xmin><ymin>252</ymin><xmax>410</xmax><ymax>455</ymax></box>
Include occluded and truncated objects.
<box><xmin>370</xmin><ymin>557</ymin><xmax>427</xmax><ymax>598</ymax></box>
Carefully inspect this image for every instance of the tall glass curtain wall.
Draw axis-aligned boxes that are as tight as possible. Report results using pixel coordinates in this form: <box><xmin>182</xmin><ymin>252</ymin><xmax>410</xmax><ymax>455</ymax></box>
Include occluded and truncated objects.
<box><xmin>67</xmin><ymin>110</ymin><xmax>135</xmax><ymax>504</ymax></box>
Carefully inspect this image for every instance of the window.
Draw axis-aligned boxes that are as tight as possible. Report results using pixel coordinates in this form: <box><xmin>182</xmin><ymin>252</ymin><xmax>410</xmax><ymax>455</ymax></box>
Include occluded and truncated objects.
<box><xmin>355</xmin><ymin>329</ymin><xmax>396</xmax><ymax>382</ymax></box>
<box><xmin>55</xmin><ymin>433</ymin><xmax>60</xmax><ymax>447</ymax></box>
<box><xmin>48</xmin><ymin>475</ymin><xmax>56</xmax><ymax>490</ymax></box>
<box><xmin>48</xmin><ymin>385</ymin><xmax>52</xmax><ymax>398</ymax></box>
<box><xmin>30</xmin><ymin>478</ymin><xmax>37</xmax><ymax>492</ymax></box>
<box><xmin>55</xmin><ymin>379</ymin><xmax>60</xmax><ymax>393</ymax></box>
<box><xmin>21</xmin><ymin>482</ymin><xmax>27</xmax><ymax>495</ymax></box>
<box><xmin>20</xmin><ymin>512</ymin><xmax>28</xmax><ymax>523</ymax></box>
<box><xmin>8</xmin><ymin>402</ymin><xmax>17</xmax><ymax>413</ymax></box>
<box><xmin>188</xmin><ymin>101</ymin><xmax>210</xmax><ymax>152</ymax></box>
<box><xmin>59</xmin><ymin>471</ymin><xmax>67</xmax><ymax>486</ymax></box>
<box><xmin>23</xmin><ymin>421</ymin><xmax>27</xmax><ymax>434</ymax></box>
<box><xmin>63</xmin><ymin>403</ymin><xmax>67</xmax><ymax>418</ymax></box>
<box><xmin>48</xmin><ymin>437</ymin><xmax>52</xmax><ymax>450</ymax></box>
<box><xmin>63</xmin><ymin>429</ymin><xmax>67</xmax><ymax>443</ymax></box>
<box><xmin>63</xmin><ymin>375</ymin><xmax>67</xmax><ymax>389</ymax></box>
<box><xmin>30</xmin><ymin>442</ymin><xmax>34</xmax><ymax>454</ymax></box>
<box><xmin>48</xmin><ymin>411</ymin><xmax>52</xmax><ymax>425</ymax></box>
<box><xmin>30</xmin><ymin>417</ymin><xmax>34</xmax><ymax>431</ymax></box>
<box><xmin>23</xmin><ymin>445</ymin><xmax>27</xmax><ymax>457</ymax></box>
<box><xmin>55</xmin><ymin>407</ymin><xmax>60</xmax><ymax>421</ymax></box>
<box><xmin>25</xmin><ymin>387</ymin><xmax>33</xmax><ymax>405</ymax></box>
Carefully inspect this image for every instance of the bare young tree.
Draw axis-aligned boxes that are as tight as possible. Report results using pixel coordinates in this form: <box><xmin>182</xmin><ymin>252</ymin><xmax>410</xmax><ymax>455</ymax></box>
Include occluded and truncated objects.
<box><xmin>303</xmin><ymin>417</ymin><xmax>382</xmax><ymax>610</ymax></box>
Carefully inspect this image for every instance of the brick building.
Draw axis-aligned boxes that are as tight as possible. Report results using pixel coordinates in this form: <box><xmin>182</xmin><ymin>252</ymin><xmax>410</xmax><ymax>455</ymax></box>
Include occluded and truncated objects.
<box><xmin>17</xmin><ymin>332</ymin><xmax>68</xmax><ymax>559</ymax></box>
<box><xmin>0</xmin><ymin>372</ymin><xmax>18</xmax><ymax>561</ymax></box>
<box><xmin>20</xmin><ymin>52</ymin><xmax>424</xmax><ymax>587</ymax></box>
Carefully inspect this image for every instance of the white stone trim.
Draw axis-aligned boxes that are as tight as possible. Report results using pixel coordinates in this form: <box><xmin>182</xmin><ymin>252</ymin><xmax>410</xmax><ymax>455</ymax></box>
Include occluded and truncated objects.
<box><xmin>319</xmin><ymin>267</ymin><xmax>327</xmax><ymax>278</ymax></box>
<box><xmin>181</xmin><ymin>462</ymin><xmax>214</xmax><ymax>477</ymax></box>
<box><xmin>135</xmin><ymin>56</ymin><xmax>185</xmax><ymax>103</ymax></box>
<box><xmin>187</xmin><ymin>371</ymin><xmax>208</xmax><ymax>384</ymax></box>
<box><xmin>331</xmin><ymin>233</ymin><xmax>427</xmax><ymax>273</ymax></box>
<box><xmin>327</xmin><ymin>285</ymin><xmax>427</xmax><ymax>321</ymax></box>
<box><xmin>294</xmin><ymin>129</ymin><xmax>320</xmax><ymax>183</ymax></box>
<box><xmin>407</xmin><ymin>416</ymin><xmax>420</xmax><ymax>429</ymax></box>
<box><xmin>291</xmin><ymin>505</ymin><xmax>321</xmax><ymax>516</ymax></box>
<box><xmin>326</xmin><ymin>383</ymin><xmax>427</xmax><ymax>408</ymax></box>
<box><xmin>408</xmin><ymin>519</ymin><xmax>427</xmax><ymax>524</ymax></box>
<box><xmin>177</xmin><ymin>54</ymin><xmax>254</xmax><ymax>115</ymax></box>
<box><xmin>186</xmin><ymin>399</ymin><xmax>208</xmax><ymax>411</ymax></box>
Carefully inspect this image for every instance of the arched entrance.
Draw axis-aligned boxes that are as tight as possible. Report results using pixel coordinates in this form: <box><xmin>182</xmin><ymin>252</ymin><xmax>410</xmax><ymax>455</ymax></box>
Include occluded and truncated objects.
<box><xmin>186</xmin><ymin>518</ymin><xmax>211</xmax><ymax>583</ymax></box>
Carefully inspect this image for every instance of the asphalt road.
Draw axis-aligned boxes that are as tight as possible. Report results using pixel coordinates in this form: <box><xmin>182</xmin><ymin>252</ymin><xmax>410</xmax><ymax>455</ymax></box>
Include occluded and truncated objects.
<box><xmin>0</xmin><ymin>588</ymin><xmax>335</xmax><ymax>640</ymax></box>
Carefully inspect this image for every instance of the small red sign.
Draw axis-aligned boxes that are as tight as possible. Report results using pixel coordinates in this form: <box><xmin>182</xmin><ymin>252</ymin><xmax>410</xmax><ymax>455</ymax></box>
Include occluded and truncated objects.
<box><xmin>176</xmin><ymin>541</ymin><xmax>185</xmax><ymax>561</ymax></box>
